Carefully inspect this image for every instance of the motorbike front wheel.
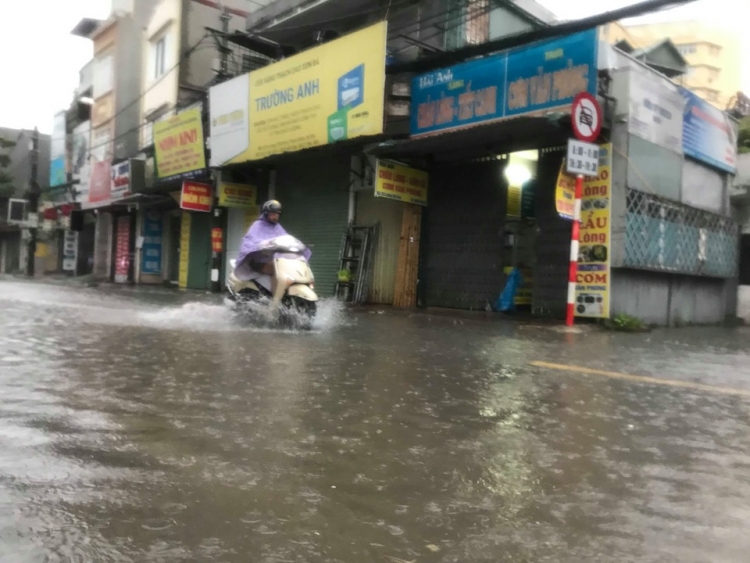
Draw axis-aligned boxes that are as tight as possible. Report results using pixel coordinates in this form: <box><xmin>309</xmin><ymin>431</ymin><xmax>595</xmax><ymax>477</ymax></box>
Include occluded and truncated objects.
<box><xmin>281</xmin><ymin>296</ymin><xmax>317</xmax><ymax>330</ymax></box>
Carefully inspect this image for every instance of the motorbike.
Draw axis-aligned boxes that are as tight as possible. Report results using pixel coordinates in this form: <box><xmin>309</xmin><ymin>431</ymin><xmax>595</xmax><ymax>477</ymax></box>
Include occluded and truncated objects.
<box><xmin>226</xmin><ymin>235</ymin><xmax>318</xmax><ymax>329</ymax></box>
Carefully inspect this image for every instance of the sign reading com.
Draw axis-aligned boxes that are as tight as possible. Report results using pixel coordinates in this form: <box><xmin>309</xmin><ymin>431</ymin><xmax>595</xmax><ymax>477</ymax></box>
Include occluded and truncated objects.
<box><xmin>410</xmin><ymin>29</ymin><xmax>598</xmax><ymax>135</ymax></box>
<box><xmin>210</xmin><ymin>22</ymin><xmax>387</xmax><ymax>164</ymax></box>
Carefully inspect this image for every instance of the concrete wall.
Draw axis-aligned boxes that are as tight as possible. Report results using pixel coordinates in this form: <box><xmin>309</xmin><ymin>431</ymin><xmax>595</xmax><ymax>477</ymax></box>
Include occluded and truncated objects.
<box><xmin>114</xmin><ymin>14</ymin><xmax>147</xmax><ymax>159</ymax></box>
<box><xmin>141</xmin><ymin>0</ymin><xmax>182</xmax><ymax>123</ymax></box>
<box><xmin>183</xmin><ymin>0</ymin><xmax>248</xmax><ymax>89</ymax></box>
<box><xmin>682</xmin><ymin>159</ymin><xmax>727</xmax><ymax>215</ymax></box>
<box><xmin>612</xmin><ymin>268</ymin><xmax>732</xmax><ymax>325</ymax></box>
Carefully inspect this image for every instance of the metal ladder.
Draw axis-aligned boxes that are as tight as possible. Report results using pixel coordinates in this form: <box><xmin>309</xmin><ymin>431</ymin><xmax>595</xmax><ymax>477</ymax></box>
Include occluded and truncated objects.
<box><xmin>334</xmin><ymin>225</ymin><xmax>375</xmax><ymax>304</ymax></box>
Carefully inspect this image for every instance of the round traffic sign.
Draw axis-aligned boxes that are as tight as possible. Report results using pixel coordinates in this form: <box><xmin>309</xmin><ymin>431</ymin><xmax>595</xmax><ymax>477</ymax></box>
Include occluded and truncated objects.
<box><xmin>571</xmin><ymin>92</ymin><xmax>602</xmax><ymax>143</ymax></box>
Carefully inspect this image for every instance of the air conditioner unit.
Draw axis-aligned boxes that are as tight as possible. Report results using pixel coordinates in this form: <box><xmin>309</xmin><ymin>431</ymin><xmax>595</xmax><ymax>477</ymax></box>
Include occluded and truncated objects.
<box><xmin>7</xmin><ymin>199</ymin><xmax>27</xmax><ymax>223</ymax></box>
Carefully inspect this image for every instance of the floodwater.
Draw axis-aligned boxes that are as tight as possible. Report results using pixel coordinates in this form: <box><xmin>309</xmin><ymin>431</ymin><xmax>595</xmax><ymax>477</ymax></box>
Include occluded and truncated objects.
<box><xmin>2</xmin><ymin>281</ymin><xmax>750</xmax><ymax>562</ymax></box>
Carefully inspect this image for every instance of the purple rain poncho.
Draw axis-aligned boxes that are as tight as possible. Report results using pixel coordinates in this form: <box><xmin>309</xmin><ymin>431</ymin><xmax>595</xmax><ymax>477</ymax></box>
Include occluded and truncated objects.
<box><xmin>236</xmin><ymin>216</ymin><xmax>312</xmax><ymax>272</ymax></box>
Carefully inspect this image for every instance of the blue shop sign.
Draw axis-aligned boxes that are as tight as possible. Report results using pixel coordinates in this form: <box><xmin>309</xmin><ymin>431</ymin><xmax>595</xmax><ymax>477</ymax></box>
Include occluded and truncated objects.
<box><xmin>679</xmin><ymin>87</ymin><xmax>737</xmax><ymax>174</ymax></box>
<box><xmin>411</xmin><ymin>29</ymin><xmax>599</xmax><ymax>135</ymax></box>
<box><xmin>141</xmin><ymin>210</ymin><xmax>163</xmax><ymax>275</ymax></box>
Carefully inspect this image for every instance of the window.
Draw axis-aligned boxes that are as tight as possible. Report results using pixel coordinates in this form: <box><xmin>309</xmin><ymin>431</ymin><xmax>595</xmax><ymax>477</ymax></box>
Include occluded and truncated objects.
<box><xmin>677</xmin><ymin>43</ymin><xmax>697</xmax><ymax>56</ymax></box>
<box><xmin>151</xmin><ymin>36</ymin><xmax>167</xmax><ymax>79</ymax></box>
<box><xmin>141</xmin><ymin>120</ymin><xmax>154</xmax><ymax>149</ymax></box>
<box><xmin>93</xmin><ymin>53</ymin><xmax>113</xmax><ymax>98</ymax></box>
<box><xmin>465</xmin><ymin>0</ymin><xmax>489</xmax><ymax>46</ymax></box>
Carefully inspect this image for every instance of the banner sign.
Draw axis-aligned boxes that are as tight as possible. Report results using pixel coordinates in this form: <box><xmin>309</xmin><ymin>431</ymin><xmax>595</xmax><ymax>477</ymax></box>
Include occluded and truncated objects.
<box><xmin>141</xmin><ymin>210</ymin><xmax>163</xmax><ymax>275</ymax></box>
<box><xmin>154</xmin><ymin>107</ymin><xmax>207</xmax><ymax>181</ymax></box>
<box><xmin>575</xmin><ymin>143</ymin><xmax>612</xmax><ymax>319</ymax></box>
<box><xmin>50</xmin><ymin>112</ymin><xmax>67</xmax><ymax>188</ymax></box>
<box><xmin>679</xmin><ymin>87</ymin><xmax>737</xmax><ymax>173</ymax></box>
<box><xmin>88</xmin><ymin>160</ymin><xmax>112</xmax><ymax>204</ymax></box>
<box><xmin>374</xmin><ymin>160</ymin><xmax>428</xmax><ymax>206</ymax></box>
<box><xmin>114</xmin><ymin>215</ymin><xmax>131</xmax><ymax>284</ymax></box>
<box><xmin>555</xmin><ymin>165</ymin><xmax>576</xmax><ymax>220</ymax></box>
<box><xmin>180</xmin><ymin>181</ymin><xmax>212</xmax><ymax>213</ymax></box>
<box><xmin>627</xmin><ymin>69</ymin><xmax>684</xmax><ymax>154</ymax></box>
<box><xmin>179</xmin><ymin>212</ymin><xmax>191</xmax><ymax>289</ymax></box>
<box><xmin>111</xmin><ymin>160</ymin><xmax>131</xmax><ymax>201</ymax></box>
<box><xmin>209</xmin><ymin>22</ymin><xmax>387</xmax><ymax>164</ymax></box>
<box><xmin>411</xmin><ymin>29</ymin><xmax>598</xmax><ymax>136</ymax></box>
<box><xmin>218</xmin><ymin>182</ymin><xmax>257</xmax><ymax>208</ymax></box>
<box><xmin>63</xmin><ymin>231</ymin><xmax>78</xmax><ymax>273</ymax></box>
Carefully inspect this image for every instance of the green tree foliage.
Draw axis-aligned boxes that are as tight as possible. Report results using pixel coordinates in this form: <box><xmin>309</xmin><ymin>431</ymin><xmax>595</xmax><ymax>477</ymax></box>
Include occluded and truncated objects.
<box><xmin>739</xmin><ymin>116</ymin><xmax>750</xmax><ymax>155</ymax></box>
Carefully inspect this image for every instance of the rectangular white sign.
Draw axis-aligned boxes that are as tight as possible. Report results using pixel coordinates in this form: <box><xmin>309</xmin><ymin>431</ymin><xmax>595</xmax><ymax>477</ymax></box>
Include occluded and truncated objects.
<box><xmin>567</xmin><ymin>139</ymin><xmax>600</xmax><ymax>177</ymax></box>
<box><xmin>627</xmin><ymin>69</ymin><xmax>684</xmax><ymax>154</ymax></box>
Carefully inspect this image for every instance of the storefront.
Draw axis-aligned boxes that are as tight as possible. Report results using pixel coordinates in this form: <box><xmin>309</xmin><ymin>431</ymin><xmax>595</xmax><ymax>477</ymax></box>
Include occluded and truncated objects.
<box><xmin>208</xmin><ymin>22</ymin><xmax>388</xmax><ymax>297</ymax></box>
<box><xmin>366</xmin><ymin>29</ymin><xmax>600</xmax><ymax>315</ymax></box>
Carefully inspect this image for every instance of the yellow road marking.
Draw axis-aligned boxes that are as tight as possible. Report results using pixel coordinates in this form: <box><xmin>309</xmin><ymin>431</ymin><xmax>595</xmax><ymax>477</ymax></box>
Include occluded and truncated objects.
<box><xmin>530</xmin><ymin>361</ymin><xmax>750</xmax><ymax>398</ymax></box>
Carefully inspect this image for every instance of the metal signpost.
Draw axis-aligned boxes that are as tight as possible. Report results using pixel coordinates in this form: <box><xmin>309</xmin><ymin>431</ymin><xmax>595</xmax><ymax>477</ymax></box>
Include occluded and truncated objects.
<box><xmin>566</xmin><ymin>93</ymin><xmax>603</xmax><ymax>327</ymax></box>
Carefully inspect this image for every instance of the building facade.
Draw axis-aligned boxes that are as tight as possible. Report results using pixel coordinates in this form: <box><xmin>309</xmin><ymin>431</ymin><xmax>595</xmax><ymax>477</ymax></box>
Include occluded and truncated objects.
<box><xmin>622</xmin><ymin>20</ymin><xmax>742</xmax><ymax>110</ymax></box>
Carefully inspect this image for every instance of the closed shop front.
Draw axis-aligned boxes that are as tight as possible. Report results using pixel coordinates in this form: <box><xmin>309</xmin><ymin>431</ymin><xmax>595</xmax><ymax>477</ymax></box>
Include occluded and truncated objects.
<box><xmin>178</xmin><ymin>210</ymin><xmax>212</xmax><ymax>290</ymax></box>
<box><xmin>93</xmin><ymin>212</ymin><xmax>113</xmax><ymax>280</ymax></box>
<box><xmin>276</xmin><ymin>158</ymin><xmax>350</xmax><ymax>297</ymax></box>
<box><xmin>0</xmin><ymin>232</ymin><xmax>21</xmax><ymax>274</ymax></box>
<box><xmin>423</xmin><ymin>159</ymin><xmax>507</xmax><ymax>310</ymax></box>
<box><xmin>355</xmin><ymin>190</ymin><xmax>403</xmax><ymax>305</ymax></box>
<box><xmin>532</xmin><ymin>149</ymin><xmax>570</xmax><ymax>317</ymax></box>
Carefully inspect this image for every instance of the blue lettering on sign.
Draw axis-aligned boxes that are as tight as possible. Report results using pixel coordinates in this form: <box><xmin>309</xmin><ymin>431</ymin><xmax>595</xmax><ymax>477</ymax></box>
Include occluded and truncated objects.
<box><xmin>297</xmin><ymin>79</ymin><xmax>320</xmax><ymax>99</ymax></box>
<box><xmin>410</xmin><ymin>29</ymin><xmax>598</xmax><ymax>135</ymax></box>
<box><xmin>255</xmin><ymin>87</ymin><xmax>296</xmax><ymax>111</ymax></box>
<box><xmin>141</xmin><ymin>210</ymin><xmax>163</xmax><ymax>275</ymax></box>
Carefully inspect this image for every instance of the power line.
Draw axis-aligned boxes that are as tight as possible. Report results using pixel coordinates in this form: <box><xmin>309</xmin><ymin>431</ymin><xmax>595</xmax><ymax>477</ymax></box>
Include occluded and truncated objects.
<box><xmin>388</xmin><ymin>0</ymin><xmax>700</xmax><ymax>74</ymax></box>
<box><xmin>47</xmin><ymin>34</ymin><xmax>212</xmax><ymax>146</ymax></box>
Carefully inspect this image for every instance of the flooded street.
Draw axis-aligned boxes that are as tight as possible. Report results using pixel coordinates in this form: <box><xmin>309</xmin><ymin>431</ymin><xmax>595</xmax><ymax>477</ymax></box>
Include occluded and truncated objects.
<box><xmin>2</xmin><ymin>280</ymin><xmax>750</xmax><ymax>562</ymax></box>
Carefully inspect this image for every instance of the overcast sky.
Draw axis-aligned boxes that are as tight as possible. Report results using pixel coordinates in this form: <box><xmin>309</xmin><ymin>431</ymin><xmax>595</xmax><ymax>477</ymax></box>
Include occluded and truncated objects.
<box><xmin>0</xmin><ymin>0</ymin><xmax>746</xmax><ymax>134</ymax></box>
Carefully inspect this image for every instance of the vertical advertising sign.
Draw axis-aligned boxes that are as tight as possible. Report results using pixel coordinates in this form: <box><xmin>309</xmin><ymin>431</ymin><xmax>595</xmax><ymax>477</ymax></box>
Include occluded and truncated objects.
<box><xmin>141</xmin><ymin>210</ymin><xmax>163</xmax><ymax>275</ymax></box>
<box><xmin>178</xmin><ymin>212</ymin><xmax>192</xmax><ymax>289</ymax></box>
<box><xmin>574</xmin><ymin>143</ymin><xmax>612</xmax><ymax>319</ymax></box>
<box><xmin>50</xmin><ymin>112</ymin><xmax>67</xmax><ymax>188</ymax></box>
<box><xmin>114</xmin><ymin>215</ymin><xmax>131</xmax><ymax>284</ymax></box>
<box><xmin>62</xmin><ymin>231</ymin><xmax>78</xmax><ymax>273</ymax></box>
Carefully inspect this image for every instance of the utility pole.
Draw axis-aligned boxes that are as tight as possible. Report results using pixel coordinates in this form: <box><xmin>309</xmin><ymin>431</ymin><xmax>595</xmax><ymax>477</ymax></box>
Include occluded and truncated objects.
<box><xmin>219</xmin><ymin>5</ymin><xmax>231</xmax><ymax>77</ymax></box>
<box><xmin>26</xmin><ymin>127</ymin><xmax>40</xmax><ymax>277</ymax></box>
<box><xmin>210</xmin><ymin>5</ymin><xmax>231</xmax><ymax>293</ymax></box>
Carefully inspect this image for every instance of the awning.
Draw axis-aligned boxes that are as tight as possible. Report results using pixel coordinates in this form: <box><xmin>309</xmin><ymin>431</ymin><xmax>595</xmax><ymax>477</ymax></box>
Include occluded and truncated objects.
<box><xmin>366</xmin><ymin>113</ymin><xmax>572</xmax><ymax>162</ymax></box>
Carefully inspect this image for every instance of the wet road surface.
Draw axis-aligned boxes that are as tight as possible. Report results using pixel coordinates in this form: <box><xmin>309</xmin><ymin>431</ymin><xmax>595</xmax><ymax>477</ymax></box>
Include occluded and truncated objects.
<box><xmin>1</xmin><ymin>280</ymin><xmax>750</xmax><ymax>562</ymax></box>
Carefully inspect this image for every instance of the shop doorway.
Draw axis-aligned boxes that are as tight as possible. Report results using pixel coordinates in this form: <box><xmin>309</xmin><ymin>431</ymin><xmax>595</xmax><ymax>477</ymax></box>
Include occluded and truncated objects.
<box><xmin>167</xmin><ymin>213</ymin><xmax>181</xmax><ymax>284</ymax></box>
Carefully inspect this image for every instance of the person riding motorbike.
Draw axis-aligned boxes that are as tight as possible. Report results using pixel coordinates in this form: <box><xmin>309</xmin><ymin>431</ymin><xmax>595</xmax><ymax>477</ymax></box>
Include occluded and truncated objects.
<box><xmin>234</xmin><ymin>200</ymin><xmax>287</xmax><ymax>279</ymax></box>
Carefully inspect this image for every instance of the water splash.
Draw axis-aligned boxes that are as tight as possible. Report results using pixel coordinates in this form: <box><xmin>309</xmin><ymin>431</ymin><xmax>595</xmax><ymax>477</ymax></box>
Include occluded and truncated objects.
<box><xmin>135</xmin><ymin>298</ymin><xmax>349</xmax><ymax>333</ymax></box>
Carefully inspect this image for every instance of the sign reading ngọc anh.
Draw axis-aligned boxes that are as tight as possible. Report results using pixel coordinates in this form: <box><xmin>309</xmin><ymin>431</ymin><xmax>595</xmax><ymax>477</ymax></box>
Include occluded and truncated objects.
<box><xmin>410</xmin><ymin>29</ymin><xmax>599</xmax><ymax>136</ymax></box>
<box><xmin>154</xmin><ymin>107</ymin><xmax>207</xmax><ymax>181</ymax></box>
<box><xmin>374</xmin><ymin>160</ymin><xmax>428</xmax><ymax>206</ymax></box>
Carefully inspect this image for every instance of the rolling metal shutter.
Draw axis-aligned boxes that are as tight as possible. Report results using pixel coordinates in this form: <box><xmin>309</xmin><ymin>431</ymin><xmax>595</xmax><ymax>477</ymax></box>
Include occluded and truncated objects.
<box><xmin>423</xmin><ymin>160</ymin><xmax>506</xmax><ymax>310</ymax></box>
<box><xmin>276</xmin><ymin>159</ymin><xmax>350</xmax><ymax>297</ymax></box>
<box><xmin>532</xmin><ymin>149</ymin><xmax>569</xmax><ymax>318</ymax></box>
